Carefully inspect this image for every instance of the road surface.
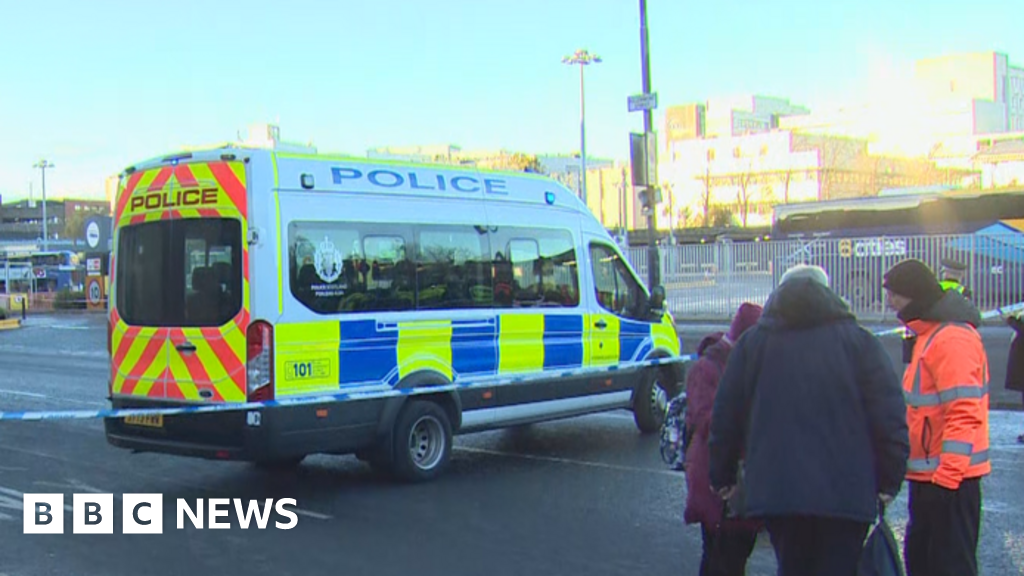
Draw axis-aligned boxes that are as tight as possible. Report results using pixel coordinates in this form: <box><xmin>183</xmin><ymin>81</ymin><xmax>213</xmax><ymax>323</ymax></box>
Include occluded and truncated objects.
<box><xmin>0</xmin><ymin>313</ymin><xmax>1021</xmax><ymax>575</ymax></box>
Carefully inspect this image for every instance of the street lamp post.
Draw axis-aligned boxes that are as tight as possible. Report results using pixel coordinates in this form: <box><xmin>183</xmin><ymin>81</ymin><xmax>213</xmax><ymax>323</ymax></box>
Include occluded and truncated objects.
<box><xmin>33</xmin><ymin>159</ymin><xmax>54</xmax><ymax>251</ymax></box>
<box><xmin>563</xmin><ymin>49</ymin><xmax>601</xmax><ymax>207</ymax></box>
<box><xmin>638</xmin><ymin>0</ymin><xmax>659</xmax><ymax>289</ymax></box>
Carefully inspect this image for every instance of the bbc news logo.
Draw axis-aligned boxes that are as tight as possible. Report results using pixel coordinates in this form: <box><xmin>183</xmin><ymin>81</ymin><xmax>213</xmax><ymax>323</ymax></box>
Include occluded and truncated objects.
<box><xmin>23</xmin><ymin>494</ymin><xmax>299</xmax><ymax>534</ymax></box>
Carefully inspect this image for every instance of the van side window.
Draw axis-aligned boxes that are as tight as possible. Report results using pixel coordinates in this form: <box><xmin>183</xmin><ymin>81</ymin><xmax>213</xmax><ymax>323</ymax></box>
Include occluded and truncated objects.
<box><xmin>589</xmin><ymin>243</ymin><xmax>643</xmax><ymax>319</ymax></box>
<box><xmin>288</xmin><ymin>222</ymin><xmax>415</xmax><ymax>314</ymax></box>
<box><xmin>490</xmin><ymin>227</ymin><xmax>580</xmax><ymax>308</ymax></box>
<box><xmin>416</xmin><ymin>227</ymin><xmax>492</xmax><ymax>309</ymax></box>
<box><xmin>289</xmin><ymin>222</ymin><xmax>580</xmax><ymax>314</ymax></box>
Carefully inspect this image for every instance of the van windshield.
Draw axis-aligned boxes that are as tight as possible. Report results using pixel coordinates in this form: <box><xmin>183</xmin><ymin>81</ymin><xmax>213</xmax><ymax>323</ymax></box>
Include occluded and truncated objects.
<box><xmin>116</xmin><ymin>218</ymin><xmax>242</xmax><ymax>327</ymax></box>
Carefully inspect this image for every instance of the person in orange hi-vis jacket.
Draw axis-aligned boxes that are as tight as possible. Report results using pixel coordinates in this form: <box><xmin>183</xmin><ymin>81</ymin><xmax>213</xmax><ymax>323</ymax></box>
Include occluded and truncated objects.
<box><xmin>882</xmin><ymin>258</ymin><xmax>990</xmax><ymax>576</ymax></box>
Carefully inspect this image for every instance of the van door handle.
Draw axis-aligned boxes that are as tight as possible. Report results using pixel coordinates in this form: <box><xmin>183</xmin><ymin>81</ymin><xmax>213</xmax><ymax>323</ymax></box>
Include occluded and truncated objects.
<box><xmin>594</xmin><ymin>319</ymin><xmax>608</xmax><ymax>329</ymax></box>
<box><xmin>176</xmin><ymin>341</ymin><xmax>197</xmax><ymax>353</ymax></box>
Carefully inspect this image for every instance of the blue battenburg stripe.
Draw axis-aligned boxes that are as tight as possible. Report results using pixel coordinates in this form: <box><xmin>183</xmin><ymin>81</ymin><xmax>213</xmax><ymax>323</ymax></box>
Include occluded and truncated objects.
<box><xmin>543</xmin><ymin>314</ymin><xmax>584</xmax><ymax>370</ymax></box>
<box><xmin>618</xmin><ymin>320</ymin><xmax>650</xmax><ymax>362</ymax></box>
<box><xmin>339</xmin><ymin>319</ymin><xmax>398</xmax><ymax>385</ymax></box>
<box><xmin>451</xmin><ymin>319</ymin><xmax>498</xmax><ymax>377</ymax></box>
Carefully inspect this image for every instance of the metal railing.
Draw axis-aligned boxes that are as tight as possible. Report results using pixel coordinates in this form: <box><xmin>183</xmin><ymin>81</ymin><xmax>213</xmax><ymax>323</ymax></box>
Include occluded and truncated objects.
<box><xmin>626</xmin><ymin>232</ymin><xmax>1024</xmax><ymax>321</ymax></box>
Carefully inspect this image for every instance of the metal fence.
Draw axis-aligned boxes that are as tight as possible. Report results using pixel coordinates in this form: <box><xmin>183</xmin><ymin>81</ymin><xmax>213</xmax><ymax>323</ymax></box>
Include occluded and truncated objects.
<box><xmin>626</xmin><ymin>232</ymin><xmax>1024</xmax><ymax>321</ymax></box>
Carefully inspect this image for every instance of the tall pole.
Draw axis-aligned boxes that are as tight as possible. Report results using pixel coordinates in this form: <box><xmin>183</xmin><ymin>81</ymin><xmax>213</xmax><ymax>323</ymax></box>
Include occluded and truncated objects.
<box><xmin>640</xmin><ymin>0</ymin><xmax>659</xmax><ymax>288</ymax></box>
<box><xmin>563</xmin><ymin>49</ymin><xmax>601</xmax><ymax>208</ymax></box>
<box><xmin>579</xmin><ymin>64</ymin><xmax>587</xmax><ymax>205</ymax></box>
<box><xmin>34</xmin><ymin>159</ymin><xmax>54</xmax><ymax>251</ymax></box>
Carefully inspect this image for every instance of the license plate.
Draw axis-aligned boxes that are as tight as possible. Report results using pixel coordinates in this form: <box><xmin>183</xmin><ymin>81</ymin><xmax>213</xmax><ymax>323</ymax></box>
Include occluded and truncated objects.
<box><xmin>124</xmin><ymin>414</ymin><xmax>163</xmax><ymax>428</ymax></box>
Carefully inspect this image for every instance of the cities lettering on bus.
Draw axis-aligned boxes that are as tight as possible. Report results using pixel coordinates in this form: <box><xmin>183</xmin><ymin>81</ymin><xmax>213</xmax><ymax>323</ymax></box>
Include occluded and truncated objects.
<box><xmin>130</xmin><ymin>187</ymin><xmax>219</xmax><ymax>212</ymax></box>
<box><xmin>331</xmin><ymin>167</ymin><xmax>509</xmax><ymax>195</ymax></box>
<box><xmin>852</xmin><ymin>239</ymin><xmax>907</xmax><ymax>258</ymax></box>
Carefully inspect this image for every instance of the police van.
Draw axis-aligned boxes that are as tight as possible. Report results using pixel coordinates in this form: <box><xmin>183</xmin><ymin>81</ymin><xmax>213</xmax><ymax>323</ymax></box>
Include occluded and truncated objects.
<box><xmin>103</xmin><ymin>144</ymin><xmax>684</xmax><ymax>482</ymax></box>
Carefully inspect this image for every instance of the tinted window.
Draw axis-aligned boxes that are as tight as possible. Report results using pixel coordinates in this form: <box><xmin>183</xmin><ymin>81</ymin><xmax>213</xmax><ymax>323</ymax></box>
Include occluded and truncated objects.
<box><xmin>590</xmin><ymin>243</ymin><xmax>644</xmax><ymax>318</ymax></box>
<box><xmin>289</xmin><ymin>222</ymin><xmax>416</xmax><ymax>314</ymax></box>
<box><xmin>289</xmin><ymin>222</ymin><xmax>580</xmax><ymax>314</ymax></box>
<box><xmin>116</xmin><ymin>219</ymin><xmax>242</xmax><ymax>327</ymax></box>
<box><xmin>415</xmin><ymin>227</ymin><xmax>492</xmax><ymax>309</ymax></box>
<box><xmin>491</xmin><ymin>227</ymin><xmax>580</xmax><ymax>308</ymax></box>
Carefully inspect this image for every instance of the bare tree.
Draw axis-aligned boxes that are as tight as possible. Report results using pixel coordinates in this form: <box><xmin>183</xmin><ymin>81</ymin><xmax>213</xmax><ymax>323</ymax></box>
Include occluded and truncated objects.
<box><xmin>733</xmin><ymin>160</ymin><xmax>757</xmax><ymax>228</ymax></box>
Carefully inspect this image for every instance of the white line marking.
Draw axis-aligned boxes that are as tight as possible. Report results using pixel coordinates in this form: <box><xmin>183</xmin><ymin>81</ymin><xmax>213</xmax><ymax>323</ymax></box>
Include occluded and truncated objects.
<box><xmin>0</xmin><ymin>485</ymin><xmax>74</xmax><ymax>512</ymax></box>
<box><xmin>587</xmin><ymin>412</ymin><xmax>636</xmax><ymax>421</ymax></box>
<box><xmin>0</xmin><ymin>445</ymin><xmax>335</xmax><ymax>521</ymax></box>
<box><xmin>291</xmin><ymin>508</ymin><xmax>332</xmax><ymax>521</ymax></box>
<box><xmin>33</xmin><ymin>480</ymin><xmax>115</xmax><ymax>495</ymax></box>
<box><xmin>454</xmin><ymin>446</ymin><xmax>680</xmax><ymax>477</ymax></box>
<box><xmin>0</xmin><ymin>389</ymin><xmax>47</xmax><ymax>399</ymax></box>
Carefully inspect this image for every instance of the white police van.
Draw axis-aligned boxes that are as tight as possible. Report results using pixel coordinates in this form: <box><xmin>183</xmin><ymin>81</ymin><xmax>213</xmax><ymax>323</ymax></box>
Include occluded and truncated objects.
<box><xmin>104</xmin><ymin>143</ymin><xmax>684</xmax><ymax>482</ymax></box>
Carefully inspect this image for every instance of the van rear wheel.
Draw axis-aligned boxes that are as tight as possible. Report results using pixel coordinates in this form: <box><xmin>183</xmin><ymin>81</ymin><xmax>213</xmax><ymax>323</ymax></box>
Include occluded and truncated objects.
<box><xmin>389</xmin><ymin>400</ymin><xmax>453</xmax><ymax>483</ymax></box>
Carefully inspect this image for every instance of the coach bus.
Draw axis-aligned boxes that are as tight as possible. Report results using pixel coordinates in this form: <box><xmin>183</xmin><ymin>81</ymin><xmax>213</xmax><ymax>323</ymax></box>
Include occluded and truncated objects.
<box><xmin>770</xmin><ymin>189</ymin><xmax>1024</xmax><ymax>311</ymax></box>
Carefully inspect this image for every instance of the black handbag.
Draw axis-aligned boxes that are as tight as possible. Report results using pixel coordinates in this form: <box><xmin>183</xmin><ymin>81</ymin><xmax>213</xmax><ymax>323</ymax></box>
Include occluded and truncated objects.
<box><xmin>858</xmin><ymin>501</ymin><xmax>906</xmax><ymax>576</ymax></box>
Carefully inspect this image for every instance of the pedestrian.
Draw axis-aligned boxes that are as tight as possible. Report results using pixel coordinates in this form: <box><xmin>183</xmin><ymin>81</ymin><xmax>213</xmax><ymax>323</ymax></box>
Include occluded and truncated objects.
<box><xmin>1003</xmin><ymin>310</ymin><xmax>1024</xmax><ymax>443</ymax></box>
<box><xmin>939</xmin><ymin>258</ymin><xmax>972</xmax><ymax>299</ymax></box>
<box><xmin>708</xmin><ymin>264</ymin><xmax>909</xmax><ymax>576</ymax></box>
<box><xmin>683</xmin><ymin>302</ymin><xmax>763</xmax><ymax>576</ymax></box>
<box><xmin>882</xmin><ymin>258</ymin><xmax>991</xmax><ymax>576</ymax></box>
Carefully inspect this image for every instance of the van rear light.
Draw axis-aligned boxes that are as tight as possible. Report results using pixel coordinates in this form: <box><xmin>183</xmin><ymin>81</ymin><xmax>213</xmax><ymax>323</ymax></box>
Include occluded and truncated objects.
<box><xmin>246</xmin><ymin>321</ymin><xmax>274</xmax><ymax>402</ymax></box>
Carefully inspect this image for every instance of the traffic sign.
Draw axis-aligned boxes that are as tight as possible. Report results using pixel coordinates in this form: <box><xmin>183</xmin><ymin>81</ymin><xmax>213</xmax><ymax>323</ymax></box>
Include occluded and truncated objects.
<box><xmin>628</xmin><ymin>92</ymin><xmax>658</xmax><ymax>112</ymax></box>
<box><xmin>86</xmin><ymin>221</ymin><xmax>101</xmax><ymax>249</ymax></box>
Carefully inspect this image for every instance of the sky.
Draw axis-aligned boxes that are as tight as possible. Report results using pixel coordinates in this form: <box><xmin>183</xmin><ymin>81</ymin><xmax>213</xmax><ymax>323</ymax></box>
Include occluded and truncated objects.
<box><xmin>0</xmin><ymin>0</ymin><xmax>1021</xmax><ymax>202</ymax></box>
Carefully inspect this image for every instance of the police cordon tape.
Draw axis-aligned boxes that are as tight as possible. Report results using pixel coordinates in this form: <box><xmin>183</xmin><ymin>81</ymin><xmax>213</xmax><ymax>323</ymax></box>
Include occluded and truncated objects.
<box><xmin>0</xmin><ymin>356</ymin><xmax>687</xmax><ymax>422</ymax></box>
<box><xmin>871</xmin><ymin>300</ymin><xmax>1024</xmax><ymax>338</ymax></box>
<box><xmin>1</xmin><ymin>300</ymin><xmax>1021</xmax><ymax>423</ymax></box>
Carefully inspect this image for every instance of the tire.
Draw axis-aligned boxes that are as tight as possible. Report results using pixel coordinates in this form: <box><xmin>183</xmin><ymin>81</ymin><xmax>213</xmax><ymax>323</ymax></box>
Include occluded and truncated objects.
<box><xmin>388</xmin><ymin>400</ymin><xmax>453</xmax><ymax>483</ymax></box>
<box><xmin>633</xmin><ymin>368</ymin><xmax>674</xmax><ymax>435</ymax></box>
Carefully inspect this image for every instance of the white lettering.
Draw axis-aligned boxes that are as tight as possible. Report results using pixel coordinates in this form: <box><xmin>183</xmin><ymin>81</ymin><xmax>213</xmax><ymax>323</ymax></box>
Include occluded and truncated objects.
<box><xmin>177</xmin><ymin>498</ymin><xmax>203</xmax><ymax>529</ymax></box>
<box><xmin>275</xmin><ymin>498</ymin><xmax>299</xmax><ymax>530</ymax></box>
<box><xmin>853</xmin><ymin>239</ymin><xmax>906</xmax><ymax>258</ymax></box>
<box><xmin>233</xmin><ymin>498</ymin><xmax>274</xmax><ymax>530</ymax></box>
<box><xmin>208</xmin><ymin>498</ymin><xmax>230</xmax><ymax>529</ymax></box>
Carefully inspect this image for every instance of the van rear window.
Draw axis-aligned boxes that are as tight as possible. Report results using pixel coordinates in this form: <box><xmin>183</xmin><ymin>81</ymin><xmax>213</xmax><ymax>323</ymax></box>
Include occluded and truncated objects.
<box><xmin>116</xmin><ymin>219</ymin><xmax>242</xmax><ymax>327</ymax></box>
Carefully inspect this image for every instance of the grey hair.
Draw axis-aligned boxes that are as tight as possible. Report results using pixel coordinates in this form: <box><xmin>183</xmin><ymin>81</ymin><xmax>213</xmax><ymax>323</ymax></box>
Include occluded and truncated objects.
<box><xmin>780</xmin><ymin>264</ymin><xmax>830</xmax><ymax>287</ymax></box>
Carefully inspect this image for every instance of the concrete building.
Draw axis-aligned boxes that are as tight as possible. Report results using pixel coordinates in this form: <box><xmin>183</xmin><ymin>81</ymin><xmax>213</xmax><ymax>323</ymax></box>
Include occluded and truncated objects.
<box><xmin>972</xmin><ymin>138</ymin><xmax>1024</xmax><ymax>189</ymax></box>
<box><xmin>660</xmin><ymin>130</ymin><xmax>972</xmax><ymax>229</ymax></box>
<box><xmin>663</xmin><ymin>104</ymin><xmax>706</xmax><ymax>144</ymax></box>
<box><xmin>662</xmin><ymin>96</ymin><xmax>809</xmax><ymax>151</ymax></box>
<box><xmin>0</xmin><ymin>198</ymin><xmax>110</xmax><ymax>243</ymax></box>
<box><xmin>703</xmin><ymin>95</ymin><xmax>810</xmax><ymax>139</ymax></box>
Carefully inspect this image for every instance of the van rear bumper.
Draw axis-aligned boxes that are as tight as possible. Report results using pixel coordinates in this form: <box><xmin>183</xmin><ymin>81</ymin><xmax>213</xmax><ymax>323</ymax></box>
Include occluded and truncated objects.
<box><xmin>103</xmin><ymin>398</ymin><xmax>381</xmax><ymax>462</ymax></box>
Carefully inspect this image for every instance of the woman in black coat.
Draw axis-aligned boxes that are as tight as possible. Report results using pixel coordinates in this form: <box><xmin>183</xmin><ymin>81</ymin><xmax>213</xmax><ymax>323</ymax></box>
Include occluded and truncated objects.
<box><xmin>1007</xmin><ymin>313</ymin><xmax>1024</xmax><ymax>443</ymax></box>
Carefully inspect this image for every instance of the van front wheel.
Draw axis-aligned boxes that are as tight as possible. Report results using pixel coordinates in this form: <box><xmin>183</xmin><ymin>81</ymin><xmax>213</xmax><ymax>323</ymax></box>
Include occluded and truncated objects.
<box><xmin>633</xmin><ymin>369</ymin><xmax>673</xmax><ymax>434</ymax></box>
<box><xmin>389</xmin><ymin>400</ymin><xmax>453</xmax><ymax>483</ymax></box>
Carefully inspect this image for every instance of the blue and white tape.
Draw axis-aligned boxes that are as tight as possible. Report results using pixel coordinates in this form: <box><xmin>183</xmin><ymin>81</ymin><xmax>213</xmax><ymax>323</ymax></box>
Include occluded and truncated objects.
<box><xmin>871</xmin><ymin>300</ymin><xmax>1024</xmax><ymax>338</ymax></box>
<box><xmin>2</xmin><ymin>300</ymin><xmax>1020</xmax><ymax>422</ymax></box>
<box><xmin>0</xmin><ymin>356</ymin><xmax>690</xmax><ymax>422</ymax></box>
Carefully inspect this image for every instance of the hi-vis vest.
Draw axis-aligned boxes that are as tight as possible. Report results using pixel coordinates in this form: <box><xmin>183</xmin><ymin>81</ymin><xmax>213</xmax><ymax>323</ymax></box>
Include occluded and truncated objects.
<box><xmin>903</xmin><ymin>319</ymin><xmax>991</xmax><ymax>489</ymax></box>
<box><xmin>940</xmin><ymin>280</ymin><xmax>966</xmax><ymax>295</ymax></box>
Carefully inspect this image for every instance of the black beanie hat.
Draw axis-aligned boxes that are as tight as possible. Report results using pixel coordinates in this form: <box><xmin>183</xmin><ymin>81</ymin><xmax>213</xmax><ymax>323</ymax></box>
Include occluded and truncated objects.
<box><xmin>883</xmin><ymin>259</ymin><xmax>945</xmax><ymax>305</ymax></box>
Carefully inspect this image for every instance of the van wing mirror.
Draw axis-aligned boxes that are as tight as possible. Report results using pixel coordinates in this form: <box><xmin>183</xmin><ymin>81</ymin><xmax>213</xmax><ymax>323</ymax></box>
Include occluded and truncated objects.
<box><xmin>649</xmin><ymin>285</ymin><xmax>666</xmax><ymax>313</ymax></box>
